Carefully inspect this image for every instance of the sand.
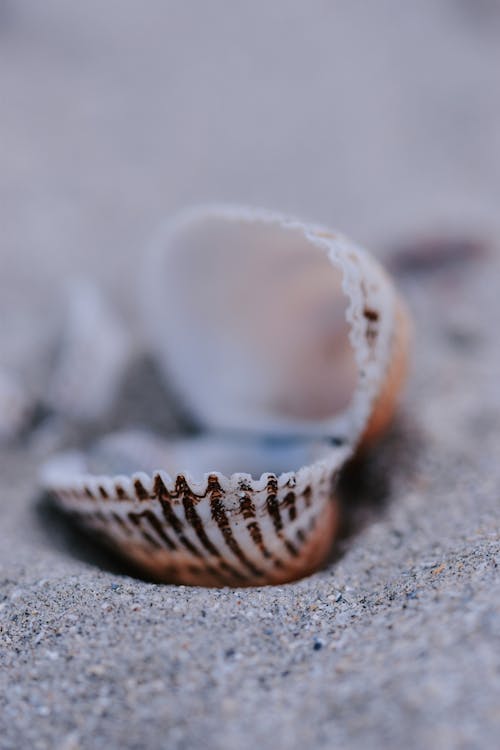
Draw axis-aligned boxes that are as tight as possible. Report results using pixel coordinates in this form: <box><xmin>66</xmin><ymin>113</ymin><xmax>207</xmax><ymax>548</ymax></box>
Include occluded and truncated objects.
<box><xmin>1</xmin><ymin>3</ymin><xmax>499</xmax><ymax>749</ymax></box>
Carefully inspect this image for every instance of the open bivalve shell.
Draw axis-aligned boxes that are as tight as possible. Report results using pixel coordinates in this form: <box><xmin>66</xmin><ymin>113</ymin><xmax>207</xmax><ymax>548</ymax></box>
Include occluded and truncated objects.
<box><xmin>41</xmin><ymin>206</ymin><xmax>410</xmax><ymax>587</ymax></box>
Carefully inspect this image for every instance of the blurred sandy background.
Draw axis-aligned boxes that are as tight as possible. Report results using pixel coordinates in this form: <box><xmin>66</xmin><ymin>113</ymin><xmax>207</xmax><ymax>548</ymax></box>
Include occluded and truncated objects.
<box><xmin>2</xmin><ymin>0</ymin><xmax>500</xmax><ymax>364</ymax></box>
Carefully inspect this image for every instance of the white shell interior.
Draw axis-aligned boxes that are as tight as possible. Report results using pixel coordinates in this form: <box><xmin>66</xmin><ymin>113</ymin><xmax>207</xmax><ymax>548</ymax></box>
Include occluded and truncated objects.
<box><xmin>40</xmin><ymin>435</ymin><xmax>353</xmax><ymax>514</ymax></box>
<box><xmin>42</xmin><ymin>430</ymin><xmax>340</xmax><ymax>484</ymax></box>
<box><xmin>144</xmin><ymin>207</ymin><xmax>396</xmax><ymax>447</ymax></box>
<box><xmin>41</xmin><ymin>207</ymin><xmax>398</xmax><ymax>487</ymax></box>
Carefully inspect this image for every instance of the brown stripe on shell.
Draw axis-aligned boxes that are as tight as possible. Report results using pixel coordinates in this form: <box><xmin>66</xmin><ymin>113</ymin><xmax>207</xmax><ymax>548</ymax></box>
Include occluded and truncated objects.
<box><xmin>283</xmin><ymin>539</ymin><xmax>299</xmax><ymax>558</ymax></box>
<box><xmin>153</xmin><ymin>474</ymin><xmax>204</xmax><ymax>559</ymax></box>
<box><xmin>111</xmin><ymin>511</ymin><xmax>133</xmax><ymax>536</ymax></box>
<box><xmin>127</xmin><ymin>512</ymin><xmax>162</xmax><ymax>550</ymax></box>
<box><xmin>51</xmin><ymin>457</ymin><xmax>339</xmax><ymax>586</ymax></box>
<box><xmin>207</xmin><ymin>475</ymin><xmax>264</xmax><ymax>579</ymax></box>
<box><xmin>360</xmin><ymin>296</ymin><xmax>411</xmax><ymax>446</ymax></box>
<box><xmin>296</xmin><ymin>528</ymin><xmax>306</xmax><ymax>544</ymax></box>
<box><xmin>363</xmin><ymin>306</ymin><xmax>379</xmax><ymax>345</ymax></box>
<box><xmin>239</xmin><ymin>493</ymin><xmax>256</xmax><ymax>521</ymax></box>
<box><xmin>140</xmin><ymin>509</ymin><xmax>177</xmax><ymax>550</ymax></box>
<box><xmin>178</xmin><ymin>476</ymin><xmax>247</xmax><ymax>582</ymax></box>
<box><xmin>238</xmin><ymin>492</ymin><xmax>284</xmax><ymax>568</ymax></box>
<box><xmin>115</xmin><ymin>485</ymin><xmax>127</xmax><ymax>500</ymax></box>
<box><xmin>283</xmin><ymin>491</ymin><xmax>297</xmax><ymax>522</ymax></box>
<box><xmin>205</xmin><ymin>564</ymin><xmax>222</xmax><ymax>579</ymax></box>
<box><xmin>265</xmin><ymin>476</ymin><xmax>282</xmax><ymax>533</ymax></box>
<box><xmin>303</xmin><ymin>485</ymin><xmax>312</xmax><ymax>508</ymax></box>
<box><xmin>182</xmin><ymin>495</ymin><xmax>221</xmax><ymax>558</ymax></box>
<box><xmin>217</xmin><ymin>559</ymin><xmax>247</xmax><ymax>583</ymax></box>
<box><xmin>92</xmin><ymin>510</ymin><xmax>108</xmax><ymax>525</ymax></box>
<box><xmin>363</xmin><ymin>307</ymin><xmax>379</xmax><ymax>322</ymax></box>
<box><xmin>134</xmin><ymin>479</ymin><xmax>150</xmax><ymax>500</ymax></box>
<box><xmin>265</xmin><ymin>476</ymin><xmax>300</xmax><ymax>558</ymax></box>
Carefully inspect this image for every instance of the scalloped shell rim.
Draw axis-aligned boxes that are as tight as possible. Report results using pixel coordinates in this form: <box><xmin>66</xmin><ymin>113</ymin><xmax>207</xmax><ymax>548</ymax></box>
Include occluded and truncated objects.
<box><xmin>41</xmin><ymin>445</ymin><xmax>352</xmax><ymax>496</ymax></box>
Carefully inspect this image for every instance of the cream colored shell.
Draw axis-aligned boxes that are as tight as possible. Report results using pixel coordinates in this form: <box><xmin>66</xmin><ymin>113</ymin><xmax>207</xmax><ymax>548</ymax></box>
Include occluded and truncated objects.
<box><xmin>41</xmin><ymin>205</ymin><xmax>410</xmax><ymax>587</ymax></box>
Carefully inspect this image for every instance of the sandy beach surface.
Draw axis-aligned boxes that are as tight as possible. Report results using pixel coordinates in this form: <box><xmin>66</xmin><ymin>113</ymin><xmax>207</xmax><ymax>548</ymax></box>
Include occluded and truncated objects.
<box><xmin>1</xmin><ymin>3</ymin><xmax>499</xmax><ymax>749</ymax></box>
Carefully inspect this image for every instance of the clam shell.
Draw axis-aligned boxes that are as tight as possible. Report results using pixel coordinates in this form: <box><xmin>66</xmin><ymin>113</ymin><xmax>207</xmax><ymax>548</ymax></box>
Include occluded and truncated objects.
<box><xmin>42</xmin><ymin>432</ymin><xmax>349</xmax><ymax>586</ymax></box>
<box><xmin>41</xmin><ymin>205</ymin><xmax>410</xmax><ymax>586</ymax></box>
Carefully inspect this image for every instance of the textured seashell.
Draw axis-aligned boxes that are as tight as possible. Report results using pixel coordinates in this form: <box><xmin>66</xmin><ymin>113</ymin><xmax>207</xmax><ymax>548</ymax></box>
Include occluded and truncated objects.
<box><xmin>41</xmin><ymin>205</ymin><xmax>410</xmax><ymax>587</ymax></box>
